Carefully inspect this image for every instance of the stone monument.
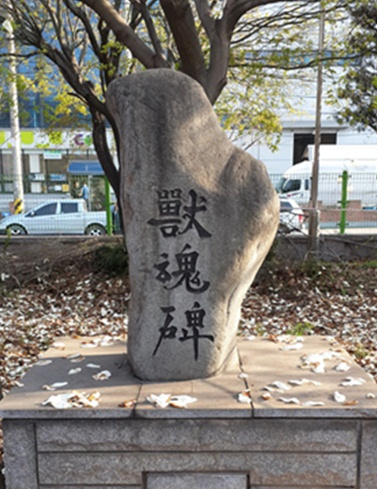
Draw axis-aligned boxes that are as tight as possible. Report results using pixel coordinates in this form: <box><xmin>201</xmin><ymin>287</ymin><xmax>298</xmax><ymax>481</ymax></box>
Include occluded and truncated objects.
<box><xmin>106</xmin><ymin>69</ymin><xmax>279</xmax><ymax>380</ymax></box>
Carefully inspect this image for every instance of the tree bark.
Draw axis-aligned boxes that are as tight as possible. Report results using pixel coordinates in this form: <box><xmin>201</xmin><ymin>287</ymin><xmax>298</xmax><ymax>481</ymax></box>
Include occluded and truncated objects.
<box><xmin>90</xmin><ymin>108</ymin><xmax>120</xmax><ymax>203</ymax></box>
<box><xmin>160</xmin><ymin>0</ymin><xmax>207</xmax><ymax>85</ymax></box>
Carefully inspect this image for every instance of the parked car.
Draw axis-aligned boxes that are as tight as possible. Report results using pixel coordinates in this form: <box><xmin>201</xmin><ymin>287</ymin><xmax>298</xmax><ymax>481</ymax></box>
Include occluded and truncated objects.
<box><xmin>0</xmin><ymin>199</ymin><xmax>107</xmax><ymax>236</ymax></box>
<box><xmin>279</xmin><ymin>197</ymin><xmax>305</xmax><ymax>233</ymax></box>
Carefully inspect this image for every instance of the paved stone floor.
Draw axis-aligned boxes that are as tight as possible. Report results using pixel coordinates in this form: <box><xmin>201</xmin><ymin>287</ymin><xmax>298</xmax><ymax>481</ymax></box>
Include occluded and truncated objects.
<box><xmin>1</xmin><ymin>335</ymin><xmax>377</xmax><ymax>488</ymax></box>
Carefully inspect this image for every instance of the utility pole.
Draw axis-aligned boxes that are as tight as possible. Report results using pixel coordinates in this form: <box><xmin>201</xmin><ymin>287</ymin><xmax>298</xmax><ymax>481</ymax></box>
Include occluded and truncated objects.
<box><xmin>3</xmin><ymin>9</ymin><xmax>24</xmax><ymax>214</ymax></box>
<box><xmin>307</xmin><ymin>4</ymin><xmax>325</xmax><ymax>257</ymax></box>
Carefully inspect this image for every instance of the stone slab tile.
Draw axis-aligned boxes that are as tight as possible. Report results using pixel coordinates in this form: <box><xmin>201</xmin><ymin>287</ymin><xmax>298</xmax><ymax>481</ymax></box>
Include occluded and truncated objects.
<box><xmin>36</xmin><ymin>418</ymin><xmax>357</xmax><ymax>453</ymax></box>
<box><xmin>0</xmin><ymin>336</ymin><xmax>141</xmax><ymax>419</ymax></box>
<box><xmin>41</xmin><ymin>487</ymin><xmax>139</xmax><ymax>489</ymax></box>
<box><xmin>38</xmin><ymin>452</ymin><xmax>356</xmax><ymax>486</ymax></box>
<box><xmin>1</xmin><ymin>335</ymin><xmax>376</xmax><ymax>420</ymax></box>
<box><xmin>360</xmin><ymin>420</ymin><xmax>377</xmax><ymax>489</ymax></box>
<box><xmin>2</xmin><ymin>420</ymin><xmax>38</xmax><ymax>489</ymax></box>
<box><xmin>239</xmin><ymin>336</ymin><xmax>377</xmax><ymax>418</ymax></box>
<box><xmin>146</xmin><ymin>472</ymin><xmax>247</xmax><ymax>489</ymax></box>
<box><xmin>250</xmin><ymin>487</ymin><xmax>353</xmax><ymax>489</ymax></box>
<box><xmin>0</xmin><ymin>336</ymin><xmax>249</xmax><ymax>419</ymax></box>
<box><xmin>135</xmin><ymin>365</ymin><xmax>250</xmax><ymax>418</ymax></box>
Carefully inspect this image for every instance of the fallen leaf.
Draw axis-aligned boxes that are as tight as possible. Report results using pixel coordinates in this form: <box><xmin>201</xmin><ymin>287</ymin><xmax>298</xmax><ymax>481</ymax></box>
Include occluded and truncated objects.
<box><xmin>335</xmin><ymin>362</ymin><xmax>351</xmax><ymax>372</ymax></box>
<box><xmin>35</xmin><ymin>359</ymin><xmax>52</xmax><ymax>366</ymax></box>
<box><xmin>302</xmin><ymin>401</ymin><xmax>325</xmax><ymax>407</ymax></box>
<box><xmin>261</xmin><ymin>392</ymin><xmax>272</xmax><ymax>400</ymax></box>
<box><xmin>66</xmin><ymin>353</ymin><xmax>80</xmax><ymax>359</ymax></box>
<box><xmin>269</xmin><ymin>381</ymin><xmax>291</xmax><ymax>391</ymax></box>
<box><xmin>343</xmin><ymin>400</ymin><xmax>359</xmax><ymax>406</ymax></box>
<box><xmin>42</xmin><ymin>390</ymin><xmax>101</xmax><ymax>409</ymax></box>
<box><xmin>92</xmin><ymin>370</ymin><xmax>112</xmax><ymax>381</ymax></box>
<box><xmin>42</xmin><ymin>393</ymin><xmax>73</xmax><ymax>409</ymax></box>
<box><xmin>333</xmin><ymin>391</ymin><xmax>346</xmax><ymax>403</ymax></box>
<box><xmin>80</xmin><ymin>340</ymin><xmax>99</xmax><ymax>348</ymax></box>
<box><xmin>278</xmin><ymin>397</ymin><xmax>300</xmax><ymax>404</ymax></box>
<box><xmin>244</xmin><ymin>335</ymin><xmax>256</xmax><ymax>341</ymax></box>
<box><xmin>67</xmin><ymin>353</ymin><xmax>85</xmax><ymax>363</ymax></box>
<box><xmin>312</xmin><ymin>362</ymin><xmax>326</xmax><ymax>374</ymax></box>
<box><xmin>118</xmin><ymin>399</ymin><xmax>137</xmax><ymax>408</ymax></box>
<box><xmin>340</xmin><ymin>377</ymin><xmax>366</xmax><ymax>387</ymax></box>
<box><xmin>68</xmin><ymin>368</ymin><xmax>81</xmax><ymax>375</ymax></box>
<box><xmin>169</xmin><ymin>395</ymin><xmax>197</xmax><ymax>409</ymax></box>
<box><xmin>86</xmin><ymin>363</ymin><xmax>101</xmax><ymax>369</ymax></box>
<box><xmin>42</xmin><ymin>381</ymin><xmax>68</xmax><ymax>390</ymax></box>
<box><xmin>146</xmin><ymin>393</ymin><xmax>171</xmax><ymax>408</ymax></box>
<box><xmin>288</xmin><ymin>378</ymin><xmax>322</xmax><ymax>386</ymax></box>
<box><xmin>238</xmin><ymin>391</ymin><xmax>252</xmax><ymax>404</ymax></box>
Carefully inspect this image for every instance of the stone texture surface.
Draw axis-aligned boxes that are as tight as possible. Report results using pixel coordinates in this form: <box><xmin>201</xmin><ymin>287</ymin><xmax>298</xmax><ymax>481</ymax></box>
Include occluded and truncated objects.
<box><xmin>2</xmin><ymin>420</ymin><xmax>38</xmax><ymax>489</ymax></box>
<box><xmin>106</xmin><ymin>69</ymin><xmax>279</xmax><ymax>381</ymax></box>
<box><xmin>239</xmin><ymin>335</ymin><xmax>377</xmax><ymax>417</ymax></box>
<box><xmin>36</xmin><ymin>418</ymin><xmax>357</xmax><ymax>453</ymax></box>
<box><xmin>38</xmin><ymin>452</ymin><xmax>356</xmax><ymax>486</ymax></box>
<box><xmin>360</xmin><ymin>420</ymin><xmax>377</xmax><ymax>489</ymax></box>
<box><xmin>146</xmin><ymin>472</ymin><xmax>248</xmax><ymax>489</ymax></box>
<box><xmin>0</xmin><ymin>336</ymin><xmax>141</xmax><ymax>419</ymax></box>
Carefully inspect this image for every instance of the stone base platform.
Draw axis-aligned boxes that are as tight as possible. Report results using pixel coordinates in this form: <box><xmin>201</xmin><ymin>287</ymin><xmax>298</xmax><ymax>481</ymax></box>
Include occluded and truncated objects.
<box><xmin>1</xmin><ymin>335</ymin><xmax>377</xmax><ymax>489</ymax></box>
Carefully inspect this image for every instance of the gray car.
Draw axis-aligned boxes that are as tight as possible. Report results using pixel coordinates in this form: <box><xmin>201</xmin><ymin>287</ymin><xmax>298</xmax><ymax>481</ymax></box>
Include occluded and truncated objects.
<box><xmin>0</xmin><ymin>199</ymin><xmax>107</xmax><ymax>236</ymax></box>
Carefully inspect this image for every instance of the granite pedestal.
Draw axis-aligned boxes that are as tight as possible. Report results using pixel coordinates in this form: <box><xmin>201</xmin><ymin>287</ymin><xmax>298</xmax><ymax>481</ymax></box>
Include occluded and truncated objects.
<box><xmin>1</xmin><ymin>335</ymin><xmax>377</xmax><ymax>489</ymax></box>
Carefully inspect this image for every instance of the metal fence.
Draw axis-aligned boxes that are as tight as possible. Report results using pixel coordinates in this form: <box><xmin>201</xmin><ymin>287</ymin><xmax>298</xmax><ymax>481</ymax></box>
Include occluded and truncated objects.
<box><xmin>0</xmin><ymin>172</ymin><xmax>377</xmax><ymax>236</ymax></box>
<box><xmin>272</xmin><ymin>171</ymin><xmax>377</xmax><ymax>234</ymax></box>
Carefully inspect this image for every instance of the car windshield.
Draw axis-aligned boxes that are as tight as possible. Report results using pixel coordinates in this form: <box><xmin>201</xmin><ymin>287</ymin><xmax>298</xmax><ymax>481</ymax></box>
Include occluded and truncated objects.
<box><xmin>280</xmin><ymin>200</ymin><xmax>293</xmax><ymax>212</ymax></box>
<box><xmin>277</xmin><ymin>178</ymin><xmax>301</xmax><ymax>193</ymax></box>
<box><xmin>27</xmin><ymin>203</ymin><xmax>57</xmax><ymax>217</ymax></box>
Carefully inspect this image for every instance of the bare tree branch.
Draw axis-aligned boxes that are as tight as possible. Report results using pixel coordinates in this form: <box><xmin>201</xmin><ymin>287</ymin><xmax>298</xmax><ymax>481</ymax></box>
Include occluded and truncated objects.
<box><xmin>63</xmin><ymin>0</ymin><xmax>102</xmax><ymax>59</ymax></box>
<box><xmin>160</xmin><ymin>0</ymin><xmax>207</xmax><ymax>85</ymax></box>
<box><xmin>193</xmin><ymin>0</ymin><xmax>215</xmax><ymax>39</ymax></box>
<box><xmin>139</xmin><ymin>0</ymin><xmax>165</xmax><ymax>61</ymax></box>
<box><xmin>81</xmin><ymin>0</ymin><xmax>166</xmax><ymax>67</ymax></box>
<box><xmin>223</xmin><ymin>0</ymin><xmax>320</xmax><ymax>34</ymax></box>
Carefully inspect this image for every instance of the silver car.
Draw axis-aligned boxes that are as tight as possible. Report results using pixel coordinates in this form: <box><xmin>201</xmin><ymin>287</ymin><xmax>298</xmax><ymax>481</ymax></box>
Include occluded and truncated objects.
<box><xmin>0</xmin><ymin>199</ymin><xmax>107</xmax><ymax>236</ymax></box>
<box><xmin>279</xmin><ymin>197</ymin><xmax>305</xmax><ymax>233</ymax></box>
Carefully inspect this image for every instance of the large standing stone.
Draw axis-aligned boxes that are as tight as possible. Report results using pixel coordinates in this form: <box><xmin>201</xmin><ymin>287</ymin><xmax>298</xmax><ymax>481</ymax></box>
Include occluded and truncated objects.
<box><xmin>106</xmin><ymin>69</ymin><xmax>279</xmax><ymax>381</ymax></box>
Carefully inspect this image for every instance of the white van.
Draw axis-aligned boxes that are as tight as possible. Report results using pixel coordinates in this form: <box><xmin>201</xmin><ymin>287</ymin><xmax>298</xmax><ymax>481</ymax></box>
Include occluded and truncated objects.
<box><xmin>276</xmin><ymin>145</ymin><xmax>377</xmax><ymax>207</ymax></box>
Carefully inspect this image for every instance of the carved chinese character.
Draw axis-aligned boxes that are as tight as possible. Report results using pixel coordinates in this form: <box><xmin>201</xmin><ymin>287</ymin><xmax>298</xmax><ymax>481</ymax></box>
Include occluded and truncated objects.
<box><xmin>180</xmin><ymin>302</ymin><xmax>214</xmax><ymax>360</ymax></box>
<box><xmin>180</xmin><ymin>189</ymin><xmax>212</xmax><ymax>238</ymax></box>
<box><xmin>147</xmin><ymin>189</ymin><xmax>182</xmax><ymax>237</ymax></box>
<box><xmin>153</xmin><ymin>306</ymin><xmax>178</xmax><ymax>356</ymax></box>
<box><xmin>153</xmin><ymin>253</ymin><xmax>171</xmax><ymax>283</ymax></box>
<box><xmin>153</xmin><ymin>244</ymin><xmax>210</xmax><ymax>293</ymax></box>
<box><xmin>148</xmin><ymin>188</ymin><xmax>211</xmax><ymax>238</ymax></box>
<box><xmin>153</xmin><ymin>302</ymin><xmax>214</xmax><ymax>360</ymax></box>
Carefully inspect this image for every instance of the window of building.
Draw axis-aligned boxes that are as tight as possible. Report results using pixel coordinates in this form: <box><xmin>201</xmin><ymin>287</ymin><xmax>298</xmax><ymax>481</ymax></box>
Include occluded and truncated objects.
<box><xmin>293</xmin><ymin>133</ymin><xmax>337</xmax><ymax>164</ymax></box>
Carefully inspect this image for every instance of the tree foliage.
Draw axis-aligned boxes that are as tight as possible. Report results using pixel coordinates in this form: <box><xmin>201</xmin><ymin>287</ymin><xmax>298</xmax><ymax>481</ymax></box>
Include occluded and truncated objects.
<box><xmin>336</xmin><ymin>0</ymin><xmax>377</xmax><ymax>132</ymax></box>
<box><xmin>0</xmin><ymin>0</ymin><xmax>345</xmax><ymax>198</ymax></box>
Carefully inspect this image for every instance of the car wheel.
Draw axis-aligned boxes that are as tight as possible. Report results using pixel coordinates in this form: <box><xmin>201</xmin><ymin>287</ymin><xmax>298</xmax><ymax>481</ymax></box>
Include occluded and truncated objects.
<box><xmin>85</xmin><ymin>224</ymin><xmax>106</xmax><ymax>236</ymax></box>
<box><xmin>7</xmin><ymin>224</ymin><xmax>27</xmax><ymax>236</ymax></box>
